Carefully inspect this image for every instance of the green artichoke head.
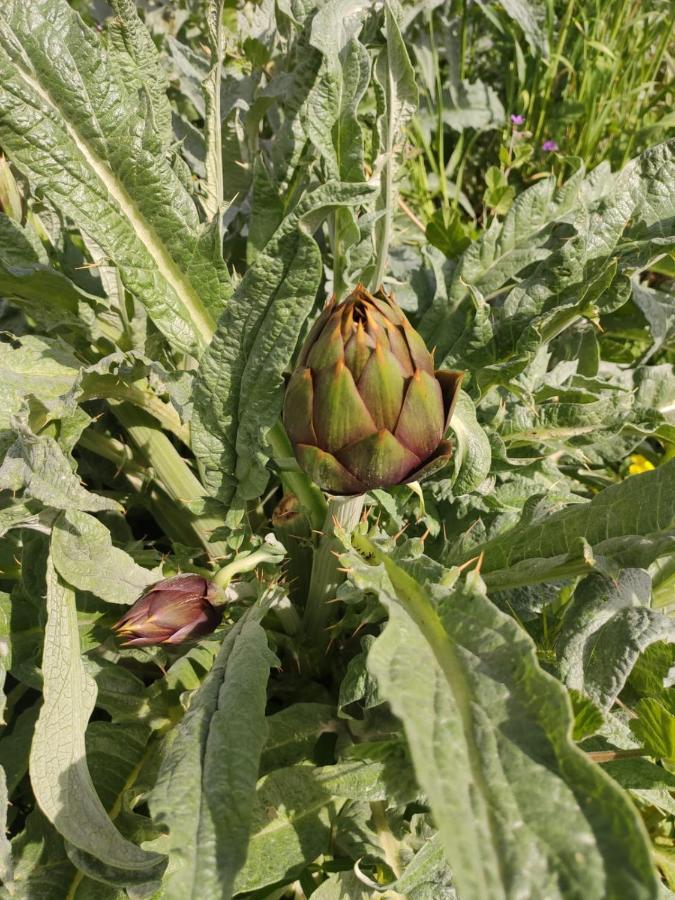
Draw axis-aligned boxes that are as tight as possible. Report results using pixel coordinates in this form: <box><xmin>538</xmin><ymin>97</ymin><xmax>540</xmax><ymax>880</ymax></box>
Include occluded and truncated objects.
<box><xmin>283</xmin><ymin>285</ymin><xmax>463</xmax><ymax>495</ymax></box>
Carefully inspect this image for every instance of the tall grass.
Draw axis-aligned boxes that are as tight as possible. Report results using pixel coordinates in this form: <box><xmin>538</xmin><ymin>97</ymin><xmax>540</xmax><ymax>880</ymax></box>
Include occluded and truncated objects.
<box><xmin>404</xmin><ymin>0</ymin><xmax>674</xmax><ymax>227</ymax></box>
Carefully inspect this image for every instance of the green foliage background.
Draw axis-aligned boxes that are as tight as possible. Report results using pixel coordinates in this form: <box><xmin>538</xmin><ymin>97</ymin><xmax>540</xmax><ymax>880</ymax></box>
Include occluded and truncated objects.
<box><xmin>0</xmin><ymin>1</ymin><xmax>673</xmax><ymax>898</ymax></box>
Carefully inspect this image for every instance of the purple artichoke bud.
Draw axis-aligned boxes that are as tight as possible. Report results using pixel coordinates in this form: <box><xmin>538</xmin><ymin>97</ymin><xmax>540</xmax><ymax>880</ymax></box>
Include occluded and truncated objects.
<box><xmin>283</xmin><ymin>285</ymin><xmax>463</xmax><ymax>495</ymax></box>
<box><xmin>113</xmin><ymin>574</ymin><xmax>221</xmax><ymax>647</ymax></box>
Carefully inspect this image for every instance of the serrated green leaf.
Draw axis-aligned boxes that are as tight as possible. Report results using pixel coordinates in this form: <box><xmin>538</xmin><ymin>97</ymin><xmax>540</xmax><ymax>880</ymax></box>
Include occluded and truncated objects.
<box><xmin>29</xmin><ymin>552</ymin><xmax>166</xmax><ymax>886</ymax></box>
<box><xmin>631</xmin><ymin>276</ymin><xmax>675</xmax><ymax>360</ymax></box>
<box><xmin>318</xmin><ymin>741</ymin><xmax>418</xmax><ymax>804</ymax></box>
<box><xmin>201</xmin><ymin>0</ymin><xmax>226</xmax><ymax>219</ymax></box>
<box><xmin>11</xmin><ymin>719</ymin><xmax>157</xmax><ymax>897</ymax></box>
<box><xmin>233</xmin><ymin>766</ymin><xmax>334</xmax><ymax>894</ymax></box>
<box><xmin>311</xmin><ymin>871</ymin><xmax>372</xmax><ymax>899</ymax></box>
<box><xmin>0</xmin><ymin>214</ymin><xmax>97</xmax><ymax>330</ymax></box>
<box><xmin>261</xmin><ymin>703</ymin><xmax>337</xmax><ymax>773</ymax></box>
<box><xmin>0</xmin><ymin>336</ymin><xmax>80</xmax><ymax>434</ymax></box>
<box><xmin>108</xmin><ymin>0</ymin><xmax>172</xmax><ymax>150</ymax></box>
<box><xmin>423</xmin><ymin>142</ymin><xmax>675</xmax><ymax>373</ymax></box>
<box><xmin>443</xmin><ymin>79</ymin><xmax>505</xmax><ymax>133</ymax></box>
<box><xmin>352</xmin><ymin>537</ymin><xmax>659</xmax><ymax>900</ymax></box>
<box><xmin>150</xmin><ymin>603</ymin><xmax>276</xmax><ymax>900</ymax></box>
<box><xmin>0</xmin><ymin>423</ymin><xmax>119</xmax><ymax>513</ymax></box>
<box><xmin>446</xmin><ymin>390</ymin><xmax>492</xmax><ymax>495</ymax></box>
<box><xmin>630</xmin><ymin>698</ymin><xmax>675</xmax><ymax>762</ymax></box>
<box><xmin>0</xmin><ymin>0</ymin><xmax>231</xmax><ymax>355</ymax></box>
<box><xmin>0</xmin><ymin>500</ymin><xmax>50</xmax><ymax>540</ymax></box>
<box><xmin>558</xmin><ymin>569</ymin><xmax>675</xmax><ymax>712</ymax></box>
<box><xmin>51</xmin><ymin>509</ymin><xmax>158</xmax><ymax>606</ymax></box>
<box><xmin>500</xmin><ymin>0</ymin><xmax>548</xmax><ymax>56</ymax></box>
<box><xmin>452</xmin><ymin>461</ymin><xmax>675</xmax><ymax>589</ymax></box>
<box><xmin>370</xmin><ymin>1</ymin><xmax>418</xmax><ymax>289</ymax></box>
<box><xmin>392</xmin><ymin>833</ymin><xmax>455</xmax><ymax>900</ymax></box>
<box><xmin>338</xmin><ymin>635</ymin><xmax>383</xmax><ymax>718</ymax></box>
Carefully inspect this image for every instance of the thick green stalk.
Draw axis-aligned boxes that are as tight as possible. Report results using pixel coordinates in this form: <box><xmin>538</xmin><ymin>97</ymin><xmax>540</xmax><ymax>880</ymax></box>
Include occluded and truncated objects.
<box><xmin>82</xmin><ymin>377</ymin><xmax>189</xmax><ymax>444</ymax></box>
<box><xmin>111</xmin><ymin>403</ymin><xmax>229</xmax><ymax>560</ymax></box>
<box><xmin>78</xmin><ymin>429</ymin><xmax>204</xmax><ymax>556</ymax></box>
<box><xmin>303</xmin><ymin>493</ymin><xmax>365</xmax><ymax>645</ymax></box>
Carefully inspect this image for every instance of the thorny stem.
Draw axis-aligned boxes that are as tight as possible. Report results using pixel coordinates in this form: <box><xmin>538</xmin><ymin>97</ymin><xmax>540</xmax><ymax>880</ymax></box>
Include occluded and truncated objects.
<box><xmin>213</xmin><ymin>542</ymin><xmax>285</xmax><ymax>590</ymax></box>
<box><xmin>303</xmin><ymin>493</ymin><xmax>365</xmax><ymax>646</ymax></box>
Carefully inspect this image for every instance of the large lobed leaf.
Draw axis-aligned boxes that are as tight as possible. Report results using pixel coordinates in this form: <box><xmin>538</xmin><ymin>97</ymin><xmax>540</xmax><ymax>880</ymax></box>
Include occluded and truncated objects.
<box><xmin>0</xmin><ymin>0</ymin><xmax>230</xmax><ymax>356</ymax></box>
<box><xmin>348</xmin><ymin>535</ymin><xmax>659</xmax><ymax>900</ymax></box>
<box><xmin>451</xmin><ymin>461</ymin><xmax>675</xmax><ymax>589</ymax></box>
<box><xmin>51</xmin><ymin>509</ymin><xmax>159</xmax><ymax>606</ymax></box>
<box><xmin>420</xmin><ymin>140</ymin><xmax>675</xmax><ymax>375</ymax></box>
<box><xmin>558</xmin><ymin>569</ymin><xmax>675</xmax><ymax>712</ymax></box>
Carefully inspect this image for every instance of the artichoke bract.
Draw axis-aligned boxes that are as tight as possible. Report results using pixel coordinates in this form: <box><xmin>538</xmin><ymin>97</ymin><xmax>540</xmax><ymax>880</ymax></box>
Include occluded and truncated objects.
<box><xmin>283</xmin><ymin>285</ymin><xmax>463</xmax><ymax>495</ymax></box>
<box><xmin>113</xmin><ymin>574</ymin><xmax>221</xmax><ymax>647</ymax></box>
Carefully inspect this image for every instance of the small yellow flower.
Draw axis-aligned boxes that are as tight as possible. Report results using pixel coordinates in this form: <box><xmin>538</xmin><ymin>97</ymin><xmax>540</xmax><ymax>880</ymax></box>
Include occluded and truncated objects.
<box><xmin>628</xmin><ymin>454</ymin><xmax>655</xmax><ymax>476</ymax></box>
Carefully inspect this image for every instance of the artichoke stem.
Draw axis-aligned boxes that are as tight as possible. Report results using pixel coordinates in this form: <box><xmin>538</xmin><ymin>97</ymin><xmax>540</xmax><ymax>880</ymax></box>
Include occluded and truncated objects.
<box><xmin>303</xmin><ymin>493</ymin><xmax>365</xmax><ymax>646</ymax></box>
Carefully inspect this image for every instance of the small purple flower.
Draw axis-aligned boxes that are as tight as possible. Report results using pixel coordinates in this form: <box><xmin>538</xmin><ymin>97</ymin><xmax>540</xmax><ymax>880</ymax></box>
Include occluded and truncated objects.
<box><xmin>542</xmin><ymin>140</ymin><xmax>559</xmax><ymax>152</ymax></box>
<box><xmin>511</xmin><ymin>114</ymin><xmax>525</xmax><ymax>126</ymax></box>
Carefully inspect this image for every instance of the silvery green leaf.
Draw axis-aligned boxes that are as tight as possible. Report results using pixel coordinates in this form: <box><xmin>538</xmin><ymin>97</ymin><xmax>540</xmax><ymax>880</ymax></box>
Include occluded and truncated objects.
<box><xmin>424</xmin><ymin>141</ymin><xmax>675</xmax><ymax>373</ymax></box>
<box><xmin>0</xmin><ymin>213</ymin><xmax>98</xmax><ymax>331</ymax></box>
<box><xmin>52</xmin><ymin>510</ymin><xmax>159</xmax><ymax>606</ymax></box>
<box><xmin>0</xmin><ymin>335</ymin><xmax>80</xmax><ymax>433</ymax></box>
<box><xmin>442</xmin><ymin>79</ymin><xmax>505</xmax><ymax>132</ymax></box>
<box><xmin>320</xmin><ymin>741</ymin><xmax>419</xmax><ymax>803</ymax></box>
<box><xmin>371</xmin><ymin>2</ymin><xmax>418</xmax><ymax>290</ymax></box>
<box><xmin>108</xmin><ymin>0</ymin><xmax>173</xmax><ymax>150</ymax></box>
<box><xmin>11</xmin><ymin>720</ymin><xmax>158</xmax><ymax>897</ymax></box>
<box><xmin>261</xmin><ymin>703</ymin><xmax>337</xmax><ymax>773</ymax></box>
<box><xmin>631</xmin><ymin>276</ymin><xmax>675</xmax><ymax>361</ymax></box>
<box><xmin>0</xmin><ymin>501</ymin><xmax>54</xmax><ymax>539</ymax></box>
<box><xmin>0</xmin><ymin>0</ymin><xmax>230</xmax><ymax>356</ymax></box>
<box><xmin>353</xmin><ymin>539</ymin><xmax>659</xmax><ymax>900</ymax></box>
<box><xmin>0</xmin><ymin>423</ymin><xmax>119</xmax><ymax>513</ymax></box>
<box><xmin>338</xmin><ymin>635</ymin><xmax>382</xmax><ymax>718</ymax></box>
<box><xmin>392</xmin><ymin>833</ymin><xmax>456</xmax><ymax>900</ymax></box>
<box><xmin>446</xmin><ymin>390</ymin><xmax>492</xmax><ymax>495</ymax></box>
<box><xmin>499</xmin><ymin>0</ymin><xmax>548</xmax><ymax>57</ymax></box>
<box><xmin>233</xmin><ymin>766</ymin><xmax>334</xmax><ymax>894</ymax></box>
<box><xmin>420</xmin><ymin>170</ymin><xmax>586</xmax><ymax>358</ymax></box>
<box><xmin>29</xmin><ymin>553</ymin><xmax>166</xmax><ymax>886</ymax></box>
<box><xmin>201</xmin><ymin>0</ymin><xmax>226</xmax><ymax>219</ymax></box>
<box><xmin>150</xmin><ymin>603</ymin><xmax>277</xmax><ymax>900</ymax></box>
<box><xmin>558</xmin><ymin>569</ymin><xmax>675</xmax><ymax>712</ymax></box>
<box><xmin>451</xmin><ymin>461</ymin><xmax>675</xmax><ymax>589</ymax></box>
<box><xmin>311</xmin><ymin>871</ymin><xmax>371</xmax><ymax>899</ymax></box>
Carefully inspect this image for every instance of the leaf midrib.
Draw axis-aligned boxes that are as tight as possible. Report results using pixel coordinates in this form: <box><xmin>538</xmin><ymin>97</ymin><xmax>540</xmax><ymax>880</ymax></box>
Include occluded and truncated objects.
<box><xmin>5</xmin><ymin>45</ymin><xmax>216</xmax><ymax>351</ymax></box>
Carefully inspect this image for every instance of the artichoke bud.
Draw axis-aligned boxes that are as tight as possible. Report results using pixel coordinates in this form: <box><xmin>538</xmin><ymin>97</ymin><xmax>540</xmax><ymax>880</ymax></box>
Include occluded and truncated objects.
<box><xmin>113</xmin><ymin>574</ymin><xmax>221</xmax><ymax>647</ymax></box>
<box><xmin>283</xmin><ymin>285</ymin><xmax>463</xmax><ymax>495</ymax></box>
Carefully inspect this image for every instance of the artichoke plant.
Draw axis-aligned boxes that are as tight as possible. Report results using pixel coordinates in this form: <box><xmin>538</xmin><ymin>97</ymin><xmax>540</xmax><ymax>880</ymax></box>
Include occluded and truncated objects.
<box><xmin>113</xmin><ymin>574</ymin><xmax>221</xmax><ymax>646</ymax></box>
<box><xmin>283</xmin><ymin>285</ymin><xmax>463</xmax><ymax>495</ymax></box>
